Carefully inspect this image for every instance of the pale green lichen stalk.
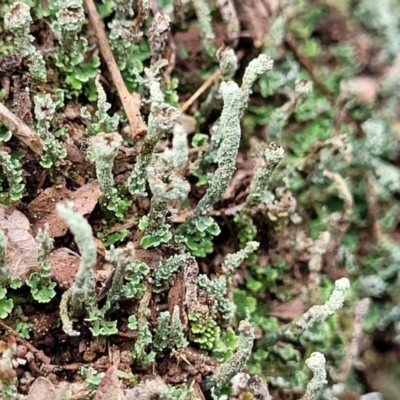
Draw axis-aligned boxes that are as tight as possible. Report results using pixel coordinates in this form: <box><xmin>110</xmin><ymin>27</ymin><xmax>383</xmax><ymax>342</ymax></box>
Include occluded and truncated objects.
<box><xmin>129</xmin><ymin>75</ymin><xmax>180</xmax><ymax>196</ymax></box>
<box><xmin>105</xmin><ymin>243</ymin><xmax>142</xmax><ymax>310</ymax></box>
<box><xmin>0</xmin><ymin>148</ymin><xmax>24</xmax><ymax>203</ymax></box>
<box><xmin>263</xmin><ymin>278</ymin><xmax>350</xmax><ymax>347</ymax></box>
<box><xmin>192</xmin><ymin>0</ymin><xmax>215</xmax><ymax>42</ymax></box>
<box><xmin>203</xmin><ymin>320</ymin><xmax>255</xmax><ymax>393</ymax></box>
<box><xmin>57</xmin><ymin>202</ymin><xmax>97</xmax><ymax>317</ymax></box>
<box><xmin>27</xmin><ymin>226</ymin><xmax>56</xmax><ymax>303</ymax></box>
<box><xmin>34</xmin><ymin>93</ymin><xmax>67</xmax><ymax>168</ymax></box>
<box><xmin>299</xmin><ymin>352</ymin><xmax>327</xmax><ymax>400</ymax></box>
<box><xmin>245</xmin><ymin>143</ymin><xmax>285</xmax><ymax>208</ymax></box>
<box><xmin>208</xmin><ymin>53</ymin><xmax>273</xmax><ymax>161</ymax></box>
<box><xmin>152</xmin><ymin>253</ymin><xmax>192</xmax><ymax>293</ymax></box>
<box><xmin>218</xmin><ymin>46</ymin><xmax>238</xmax><ymax>81</ymax></box>
<box><xmin>185</xmin><ymin>81</ymin><xmax>243</xmax><ymax>231</ymax></box>
<box><xmin>57</xmin><ymin>0</ymin><xmax>85</xmax><ymax>50</ymax></box>
<box><xmin>222</xmin><ymin>241</ymin><xmax>260</xmax><ymax>275</ymax></box>
<box><xmin>169</xmin><ymin>123</ymin><xmax>189</xmax><ymax>171</ymax></box>
<box><xmin>199</xmin><ymin>241</ymin><xmax>260</xmax><ymax>321</ymax></box>
<box><xmin>153</xmin><ymin>305</ymin><xmax>188</xmax><ymax>352</ymax></box>
<box><xmin>4</xmin><ymin>2</ymin><xmax>46</xmax><ymax>81</ymax></box>
<box><xmin>82</xmin><ymin>76</ymin><xmax>120</xmax><ymax>134</ymax></box>
<box><xmin>268</xmin><ymin>80</ymin><xmax>313</xmax><ymax>142</ymax></box>
<box><xmin>93</xmin><ymin>131</ymin><xmax>123</xmax><ymax>209</ymax></box>
<box><xmin>241</xmin><ymin>54</ymin><xmax>274</xmax><ymax>108</ymax></box>
<box><xmin>141</xmin><ymin>157</ymin><xmax>190</xmax><ymax>248</ymax></box>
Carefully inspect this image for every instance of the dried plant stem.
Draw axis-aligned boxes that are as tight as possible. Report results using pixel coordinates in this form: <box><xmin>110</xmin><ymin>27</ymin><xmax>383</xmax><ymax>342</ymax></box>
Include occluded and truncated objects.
<box><xmin>181</xmin><ymin>69</ymin><xmax>222</xmax><ymax>113</ymax></box>
<box><xmin>0</xmin><ymin>320</ymin><xmax>50</xmax><ymax>365</ymax></box>
<box><xmin>83</xmin><ymin>0</ymin><xmax>147</xmax><ymax>139</ymax></box>
<box><xmin>0</xmin><ymin>102</ymin><xmax>43</xmax><ymax>154</ymax></box>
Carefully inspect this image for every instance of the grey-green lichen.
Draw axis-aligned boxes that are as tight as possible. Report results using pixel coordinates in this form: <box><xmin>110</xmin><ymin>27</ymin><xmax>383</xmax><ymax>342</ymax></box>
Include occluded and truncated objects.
<box><xmin>207</xmin><ymin>53</ymin><xmax>273</xmax><ymax>163</ymax></box>
<box><xmin>185</xmin><ymin>81</ymin><xmax>243</xmax><ymax>231</ymax></box>
<box><xmin>169</xmin><ymin>123</ymin><xmax>189</xmax><ymax>171</ymax></box>
<box><xmin>4</xmin><ymin>2</ymin><xmax>46</xmax><ymax>81</ymax></box>
<box><xmin>129</xmin><ymin>73</ymin><xmax>180</xmax><ymax>196</ymax></box>
<box><xmin>131</xmin><ymin>287</ymin><xmax>155</xmax><ymax>366</ymax></box>
<box><xmin>105</xmin><ymin>243</ymin><xmax>143</xmax><ymax>310</ymax></box>
<box><xmin>152</xmin><ymin>253</ymin><xmax>191</xmax><ymax>293</ymax></box>
<box><xmin>82</xmin><ymin>75</ymin><xmax>120</xmax><ymax>134</ymax></box>
<box><xmin>263</xmin><ymin>278</ymin><xmax>350</xmax><ymax>347</ymax></box>
<box><xmin>148</xmin><ymin>13</ymin><xmax>171</xmax><ymax>66</ymax></box>
<box><xmin>192</xmin><ymin>0</ymin><xmax>215</xmax><ymax>42</ymax></box>
<box><xmin>222</xmin><ymin>241</ymin><xmax>260</xmax><ymax>275</ymax></box>
<box><xmin>267</xmin><ymin>80</ymin><xmax>312</xmax><ymax>142</ymax></box>
<box><xmin>217</xmin><ymin>46</ymin><xmax>238</xmax><ymax>81</ymax></box>
<box><xmin>27</xmin><ymin>226</ymin><xmax>56</xmax><ymax>303</ymax></box>
<box><xmin>299</xmin><ymin>352</ymin><xmax>327</xmax><ymax>400</ymax></box>
<box><xmin>199</xmin><ymin>241</ymin><xmax>260</xmax><ymax>321</ymax></box>
<box><xmin>141</xmin><ymin>157</ymin><xmax>190</xmax><ymax>248</ymax></box>
<box><xmin>0</xmin><ymin>148</ymin><xmax>24</xmax><ymax>203</ymax></box>
<box><xmin>33</xmin><ymin>93</ymin><xmax>67</xmax><ymax>168</ymax></box>
<box><xmin>93</xmin><ymin>131</ymin><xmax>123</xmax><ymax>209</ymax></box>
<box><xmin>57</xmin><ymin>202</ymin><xmax>97</xmax><ymax>318</ymax></box>
<box><xmin>215</xmin><ymin>0</ymin><xmax>240</xmax><ymax>46</ymax></box>
<box><xmin>241</xmin><ymin>54</ymin><xmax>274</xmax><ymax>108</ymax></box>
<box><xmin>153</xmin><ymin>305</ymin><xmax>188</xmax><ymax>352</ymax></box>
<box><xmin>56</xmin><ymin>0</ymin><xmax>85</xmax><ymax>50</ymax></box>
<box><xmin>203</xmin><ymin>320</ymin><xmax>255</xmax><ymax>393</ymax></box>
<box><xmin>245</xmin><ymin>143</ymin><xmax>285</xmax><ymax>208</ymax></box>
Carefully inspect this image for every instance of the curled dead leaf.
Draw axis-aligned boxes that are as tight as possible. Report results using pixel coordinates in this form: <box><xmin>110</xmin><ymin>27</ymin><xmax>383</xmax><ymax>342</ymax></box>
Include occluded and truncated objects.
<box><xmin>0</xmin><ymin>204</ymin><xmax>39</xmax><ymax>280</ymax></box>
<box><xmin>93</xmin><ymin>365</ymin><xmax>125</xmax><ymax>400</ymax></box>
<box><xmin>27</xmin><ymin>180</ymin><xmax>101</xmax><ymax>238</ymax></box>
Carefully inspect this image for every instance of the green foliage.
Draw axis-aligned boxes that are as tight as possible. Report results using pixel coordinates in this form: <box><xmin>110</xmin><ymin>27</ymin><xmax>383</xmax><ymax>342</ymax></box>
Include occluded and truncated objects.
<box><xmin>0</xmin><ymin>149</ymin><xmax>24</xmax><ymax>203</ymax></box>
<box><xmin>81</xmin><ymin>366</ymin><xmax>105</xmax><ymax>392</ymax></box>
<box><xmin>179</xmin><ymin>216</ymin><xmax>221</xmax><ymax>257</ymax></box>
<box><xmin>139</xmin><ymin>215</ymin><xmax>172</xmax><ymax>248</ymax></box>
<box><xmin>27</xmin><ymin>227</ymin><xmax>56</xmax><ymax>303</ymax></box>
<box><xmin>152</xmin><ymin>253</ymin><xmax>191</xmax><ymax>292</ymax></box>
<box><xmin>121</xmin><ymin>260</ymin><xmax>149</xmax><ymax>298</ymax></box>
<box><xmin>0</xmin><ymin>288</ymin><xmax>14</xmax><ymax>319</ymax></box>
<box><xmin>131</xmin><ymin>317</ymin><xmax>156</xmax><ymax>366</ymax></box>
<box><xmin>189</xmin><ymin>312</ymin><xmax>220</xmax><ymax>350</ymax></box>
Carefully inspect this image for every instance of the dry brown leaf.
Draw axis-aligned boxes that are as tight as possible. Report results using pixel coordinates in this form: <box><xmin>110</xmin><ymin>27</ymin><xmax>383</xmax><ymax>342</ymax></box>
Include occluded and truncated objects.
<box><xmin>267</xmin><ymin>296</ymin><xmax>306</xmax><ymax>322</ymax></box>
<box><xmin>28</xmin><ymin>377</ymin><xmax>56</xmax><ymax>400</ymax></box>
<box><xmin>0</xmin><ymin>204</ymin><xmax>39</xmax><ymax>279</ymax></box>
<box><xmin>27</xmin><ymin>180</ymin><xmax>101</xmax><ymax>237</ymax></box>
<box><xmin>93</xmin><ymin>365</ymin><xmax>125</xmax><ymax>400</ymax></box>
<box><xmin>49</xmin><ymin>247</ymin><xmax>80</xmax><ymax>289</ymax></box>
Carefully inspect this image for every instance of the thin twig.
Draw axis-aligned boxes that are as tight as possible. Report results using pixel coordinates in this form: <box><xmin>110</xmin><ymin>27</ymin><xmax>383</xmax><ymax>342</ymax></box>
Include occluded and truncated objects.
<box><xmin>0</xmin><ymin>102</ymin><xmax>43</xmax><ymax>155</ymax></box>
<box><xmin>0</xmin><ymin>320</ymin><xmax>51</xmax><ymax>365</ymax></box>
<box><xmin>83</xmin><ymin>0</ymin><xmax>147</xmax><ymax>139</ymax></box>
<box><xmin>181</xmin><ymin>69</ymin><xmax>222</xmax><ymax>113</ymax></box>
